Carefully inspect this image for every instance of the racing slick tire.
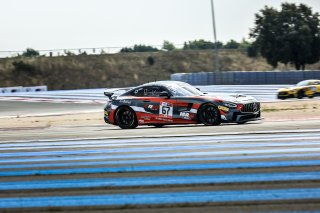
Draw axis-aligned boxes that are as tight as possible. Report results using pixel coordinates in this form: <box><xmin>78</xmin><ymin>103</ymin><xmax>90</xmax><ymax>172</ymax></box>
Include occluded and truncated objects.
<box><xmin>198</xmin><ymin>103</ymin><xmax>221</xmax><ymax>126</ymax></box>
<box><xmin>297</xmin><ymin>90</ymin><xmax>305</xmax><ymax>99</ymax></box>
<box><xmin>115</xmin><ymin>106</ymin><xmax>138</xmax><ymax>129</ymax></box>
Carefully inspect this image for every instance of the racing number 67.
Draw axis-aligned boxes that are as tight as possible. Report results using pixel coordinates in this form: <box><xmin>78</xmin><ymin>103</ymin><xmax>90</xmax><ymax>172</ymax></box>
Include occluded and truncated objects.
<box><xmin>162</xmin><ymin>106</ymin><xmax>170</xmax><ymax>115</ymax></box>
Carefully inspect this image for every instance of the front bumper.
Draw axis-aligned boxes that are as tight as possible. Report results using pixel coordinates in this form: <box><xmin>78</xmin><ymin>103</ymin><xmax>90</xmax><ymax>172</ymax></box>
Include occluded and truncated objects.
<box><xmin>234</xmin><ymin>111</ymin><xmax>261</xmax><ymax>123</ymax></box>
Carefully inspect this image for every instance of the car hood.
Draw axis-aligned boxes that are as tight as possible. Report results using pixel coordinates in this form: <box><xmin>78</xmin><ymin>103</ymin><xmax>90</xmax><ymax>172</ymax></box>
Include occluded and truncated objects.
<box><xmin>206</xmin><ymin>93</ymin><xmax>258</xmax><ymax>104</ymax></box>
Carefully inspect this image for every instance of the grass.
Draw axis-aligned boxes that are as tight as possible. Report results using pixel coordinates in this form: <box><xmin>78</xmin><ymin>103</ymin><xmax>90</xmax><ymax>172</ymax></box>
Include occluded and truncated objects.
<box><xmin>1</xmin><ymin>49</ymin><xmax>319</xmax><ymax>90</ymax></box>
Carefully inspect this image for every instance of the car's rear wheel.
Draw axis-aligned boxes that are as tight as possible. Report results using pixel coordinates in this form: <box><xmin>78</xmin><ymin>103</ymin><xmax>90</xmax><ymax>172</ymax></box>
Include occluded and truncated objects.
<box><xmin>198</xmin><ymin>104</ymin><xmax>221</xmax><ymax>126</ymax></box>
<box><xmin>115</xmin><ymin>106</ymin><xmax>138</xmax><ymax>129</ymax></box>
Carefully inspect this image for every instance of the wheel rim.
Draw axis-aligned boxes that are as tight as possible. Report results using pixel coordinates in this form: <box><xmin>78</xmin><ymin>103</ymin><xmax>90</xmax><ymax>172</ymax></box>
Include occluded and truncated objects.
<box><xmin>201</xmin><ymin>105</ymin><xmax>218</xmax><ymax>124</ymax></box>
<box><xmin>119</xmin><ymin>108</ymin><xmax>134</xmax><ymax>127</ymax></box>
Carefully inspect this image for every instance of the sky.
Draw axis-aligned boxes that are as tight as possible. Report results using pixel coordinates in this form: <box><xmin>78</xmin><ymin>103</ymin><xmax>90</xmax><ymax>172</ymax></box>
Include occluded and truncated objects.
<box><xmin>0</xmin><ymin>0</ymin><xmax>319</xmax><ymax>55</ymax></box>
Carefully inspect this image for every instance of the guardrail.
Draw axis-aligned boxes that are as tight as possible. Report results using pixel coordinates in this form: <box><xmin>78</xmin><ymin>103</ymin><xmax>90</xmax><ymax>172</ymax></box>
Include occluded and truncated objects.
<box><xmin>171</xmin><ymin>70</ymin><xmax>320</xmax><ymax>85</ymax></box>
<box><xmin>0</xmin><ymin>86</ymin><xmax>47</xmax><ymax>94</ymax></box>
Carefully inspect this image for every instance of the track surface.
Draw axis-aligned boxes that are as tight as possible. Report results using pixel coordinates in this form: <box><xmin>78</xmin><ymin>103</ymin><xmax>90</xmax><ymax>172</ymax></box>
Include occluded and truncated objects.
<box><xmin>1</xmin><ymin>87</ymin><xmax>320</xmax><ymax>212</ymax></box>
<box><xmin>1</xmin><ymin>122</ymin><xmax>320</xmax><ymax>212</ymax></box>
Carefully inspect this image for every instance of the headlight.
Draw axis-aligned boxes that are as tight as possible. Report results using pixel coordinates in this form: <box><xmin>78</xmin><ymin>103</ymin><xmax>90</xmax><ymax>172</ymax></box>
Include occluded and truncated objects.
<box><xmin>222</xmin><ymin>102</ymin><xmax>237</xmax><ymax>108</ymax></box>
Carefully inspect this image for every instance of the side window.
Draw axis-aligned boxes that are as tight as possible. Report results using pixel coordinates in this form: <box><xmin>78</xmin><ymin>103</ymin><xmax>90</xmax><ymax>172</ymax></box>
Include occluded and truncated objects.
<box><xmin>145</xmin><ymin>86</ymin><xmax>167</xmax><ymax>97</ymax></box>
<box><xmin>129</xmin><ymin>86</ymin><xmax>171</xmax><ymax>97</ymax></box>
<box><xmin>131</xmin><ymin>87</ymin><xmax>145</xmax><ymax>97</ymax></box>
<box><xmin>145</xmin><ymin>87</ymin><xmax>160</xmax><ymax>97</ymax></box>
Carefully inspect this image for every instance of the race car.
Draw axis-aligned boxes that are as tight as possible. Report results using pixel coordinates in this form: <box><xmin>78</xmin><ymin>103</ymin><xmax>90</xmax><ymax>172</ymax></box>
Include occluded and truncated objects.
<box><xmin>277</xmin><ymin>79</ymin><xmax>320</xmax><ymax>99</ymax></box>
<box><xmin>104</xmin><ymin>81</ymin><xmax>261</xmax><ymax>129</ymax></box>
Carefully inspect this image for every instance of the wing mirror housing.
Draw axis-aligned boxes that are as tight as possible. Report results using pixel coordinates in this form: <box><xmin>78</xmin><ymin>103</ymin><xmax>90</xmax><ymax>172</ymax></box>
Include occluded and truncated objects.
<box><xmin>159</xmin><ymin>91</ymin><xmax>171</xmax><ymax>98</ymax></box>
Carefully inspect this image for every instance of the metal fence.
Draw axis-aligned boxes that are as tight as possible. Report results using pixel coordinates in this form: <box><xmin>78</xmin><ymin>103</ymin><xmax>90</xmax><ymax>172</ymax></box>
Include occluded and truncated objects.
<box><xmin>171</xmin><ymin>70</ymin><xmax>320</xmax><ymax>85</ymax></box>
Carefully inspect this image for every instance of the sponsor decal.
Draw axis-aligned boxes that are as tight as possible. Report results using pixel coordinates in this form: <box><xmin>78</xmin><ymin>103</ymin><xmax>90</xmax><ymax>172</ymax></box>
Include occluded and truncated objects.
<box><xmin>119</xmin><ymin>100</ymin><xmax>131</xmax><ymax>104</ymax></box>
<box><xmin>134</xmin><ymin>88</ymin><xmax>143</xmax><ymax>94</ymax></box>
<box><xmin>221</xmin><ymin>115</ymin><xmax>227</xmax><ymax>120</ymax></box>
<box><xmin>180</xmin><ymin>112</ymin><xmax>190</xmax><ymax>119</ymax></box>
<box><xmin>138</xmin><ymin>120</ymin><xmax>145</xmax><ymax>124</ymax></box>
<box><xmin>156</xmin><ymin>117</ymin><xmax>173</xmax><ymax>122</ymax></box>
<box><xmin>146</xmin><ymin>105</ymin><xmax>159</xmax><ymax>111</ymax></box>
<box><xmin>141</xmin><ymin>115</ymin><xmax>151</xmax><ymax>120</ymax></box>
<box><xmin>218</xmin><ymin>105</ymin><xmax>229</xmax><ymax>112</ymax></box>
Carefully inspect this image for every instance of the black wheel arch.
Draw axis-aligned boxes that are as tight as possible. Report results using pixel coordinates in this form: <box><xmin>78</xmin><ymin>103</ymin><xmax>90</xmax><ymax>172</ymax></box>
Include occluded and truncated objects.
<box><xmin>196</xmin><ymin>102</ymin><xmax>220</xmax><ymax>122</ymax></box>
<box><xmin>114</xmin><ymin>105</ymin><xmax>135</xmax><ymax>125</ymax></box>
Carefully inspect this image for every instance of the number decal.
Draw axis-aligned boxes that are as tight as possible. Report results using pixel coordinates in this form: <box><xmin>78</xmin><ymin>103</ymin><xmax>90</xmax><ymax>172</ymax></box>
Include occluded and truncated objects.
<box><xmin>159</xmin><ymin>102</ymin><xmax>173</xmax><ymax>117</ymax></box>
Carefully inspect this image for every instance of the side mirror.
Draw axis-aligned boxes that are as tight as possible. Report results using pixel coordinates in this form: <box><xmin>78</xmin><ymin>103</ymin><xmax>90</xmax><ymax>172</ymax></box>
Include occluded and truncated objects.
<box><xmin>159</xmin><ymin>91</ymin><xmax>171</xmax><ymax>98</ymax></box>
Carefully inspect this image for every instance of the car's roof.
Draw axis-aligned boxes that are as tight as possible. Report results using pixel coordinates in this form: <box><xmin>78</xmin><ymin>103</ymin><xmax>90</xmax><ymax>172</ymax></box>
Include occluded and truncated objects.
<box><xmin>139</xmin><ymin>81</ymin><xmax>189</xmax><ymax>87</ymax></box>
<box><xmin>299</xmin><ymin>79</ymin><xmax>320</xmax><ymax>83</ymax></box>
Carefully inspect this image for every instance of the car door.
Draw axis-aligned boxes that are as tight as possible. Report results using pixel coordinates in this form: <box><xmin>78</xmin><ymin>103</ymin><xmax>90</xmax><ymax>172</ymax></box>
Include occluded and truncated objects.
<box><xmin>140</xmin><ymin>86</ymin><xmax>176</xmax><ymax>124</ymax></box>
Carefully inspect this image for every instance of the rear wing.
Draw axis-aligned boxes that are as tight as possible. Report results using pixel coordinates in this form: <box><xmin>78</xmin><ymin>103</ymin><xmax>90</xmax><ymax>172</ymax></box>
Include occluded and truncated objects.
<box><xmin>104</xmin><ymin>91</ymin><xmax>114</xmax><ymax>99</ymax></box>
<box><xmin>103</xmin><ymin>87</ymin><xmax>132</xmax><ymax>99</ymax></box>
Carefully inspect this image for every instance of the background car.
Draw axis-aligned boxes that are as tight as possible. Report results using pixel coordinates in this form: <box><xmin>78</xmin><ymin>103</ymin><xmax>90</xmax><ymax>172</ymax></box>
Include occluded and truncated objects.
<box><xmin>104</xmin><ymin>81</ymin><xmax>261</xmax><ymax>129</ymax></box>
<box><xmin>277</xmin><ymin>79</ymin><xmax>320</xmax><ymax>99</ymax></box>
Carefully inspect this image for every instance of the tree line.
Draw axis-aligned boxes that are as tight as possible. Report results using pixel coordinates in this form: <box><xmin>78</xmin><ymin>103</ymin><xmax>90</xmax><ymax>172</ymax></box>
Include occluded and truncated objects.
<box><xmin>17</xmin><ymin>2</ymin><xmax>320</xmax><ymax>70</ymax></box>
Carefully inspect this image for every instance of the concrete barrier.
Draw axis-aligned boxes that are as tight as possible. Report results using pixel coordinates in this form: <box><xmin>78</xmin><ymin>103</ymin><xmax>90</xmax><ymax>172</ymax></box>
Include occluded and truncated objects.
<box><xmin>22</xmin><ymin>86</ymin><xmax>48</xmax><ymax>92</ymax></box>
<box><xmin>0</xmin><ymin>86</ymin><xmax>47</xmax><ymax>94</ymax></box>
<box><xmin>0</xmin><ymin>86</ymin><xmax>23</xmax><ymax>93</ymax></box>
<box><xmin>170</xmin><ymin>70</ymin><xmax>320</xmax><ymax>85</ymax></box>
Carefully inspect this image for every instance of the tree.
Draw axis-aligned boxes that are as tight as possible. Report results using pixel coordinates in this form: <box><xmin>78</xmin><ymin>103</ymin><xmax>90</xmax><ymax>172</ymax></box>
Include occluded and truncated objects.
<box><xmin>22</xmin><ymin>48</ymin><xmax>40</xmax><ymax>57</ymax></box>
<box><xmin>224</xmin><ymin>40</ymin><xmax>240</xmax><ymax>49</ymax></box>
<box><xmin>120</xmin><ymin>45</ymin><xmax>159</xmax><ymax>53</ymax></box>
<box><xmin>183</xmin><ymin>39</ymin><xmax>223</xmax><ymax>50</ymax></box>
<box><xmin>162</xmin><ymin>40</ymin><xmax>176</xmax><ymax>51</ymax></box>
<box><xmin>250</xmin><ymin>3</ymin><xmax>320</xmax><ymax>70</ymax></box>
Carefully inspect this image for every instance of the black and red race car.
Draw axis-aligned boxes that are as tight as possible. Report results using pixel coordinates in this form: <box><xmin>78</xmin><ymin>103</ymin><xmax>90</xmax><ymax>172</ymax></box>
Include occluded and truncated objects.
<box><xmin>104</xmin><ymin>81</ymin><xmax>261</xmax><ymax>129</ymax></box>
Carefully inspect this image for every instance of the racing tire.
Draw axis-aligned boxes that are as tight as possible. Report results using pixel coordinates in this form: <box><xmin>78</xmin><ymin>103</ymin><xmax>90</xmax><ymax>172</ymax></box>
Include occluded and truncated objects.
<box><xmin>297</xmin><ymin>90</ymin><xmax>304</xmax><ymax>99</ymax></box>
<box><xmin>115</xmin><ymin>106</ymin><xmax>138</xmax><ymax>129</ymax></box>
<box><xmin>198</xmin><ymin>103</ymin><xmax>221</xmax><ymax>126</ymax></box>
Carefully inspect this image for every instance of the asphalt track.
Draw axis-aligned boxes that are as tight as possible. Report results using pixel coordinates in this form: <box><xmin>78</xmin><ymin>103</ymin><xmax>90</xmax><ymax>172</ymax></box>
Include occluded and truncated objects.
<box><xmin>1</xmin><ymin>87</ymin><xmax>320</xmax><ymax>212</ymax></box>
<box><xmin>1</xmin><ymin>120</ymin><xmax>320</xmax><ymax>212</ymax></box>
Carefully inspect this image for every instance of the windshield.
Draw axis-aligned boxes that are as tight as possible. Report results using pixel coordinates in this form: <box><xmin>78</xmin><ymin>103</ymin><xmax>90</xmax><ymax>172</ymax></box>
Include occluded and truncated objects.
<box><xmin>167</xmin><ymin>83</ymin><xmax>204</xmax><ymax>96</ymax></box>
<box><xmin>296</xmin><ymin>80</ymin><xmax>309</xmax><ymax>87</ymax></box>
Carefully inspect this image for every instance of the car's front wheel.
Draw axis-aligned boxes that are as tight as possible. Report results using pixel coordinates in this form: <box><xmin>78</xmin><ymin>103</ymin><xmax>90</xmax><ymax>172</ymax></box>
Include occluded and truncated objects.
<box><xmin>198</xmin><ymin>103</ymin><xmax>221</xmax><ymax>126</ymax></box>
<box><xmin>115</xmin><ymin>106</ymin><xmax>138</xmax><ymax>129</ymax></box>
<box><xmin>297</xmin><ymin>90</ymin><xmax>305</xmax><ymax>99</ymax></box>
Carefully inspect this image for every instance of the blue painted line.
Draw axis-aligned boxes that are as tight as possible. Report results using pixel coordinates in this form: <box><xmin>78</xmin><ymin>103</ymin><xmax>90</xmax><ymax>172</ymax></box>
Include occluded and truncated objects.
<box><xmin>1</xmin><ymin>148</ymin><xmax>320</xmax><ymax>164</ymax></box>
<box><xmin>1</xmin><ymin>141</ymin><xmax>320</xmax><ymax>158</ymax></box>
<box><xmin>1</xmin><ymin>159</ymin><xmax>320</xmax><ymax>177</ymax></box>
<box><xmin>1</xmin><ymin>188</ymin><xmax>320</xmax><ymax>208</ymax></box>
<box><xmin>1</xmin><ymin>171</ymin><xmax>320</xmax><ymax>190</ymax></box>
<box><xmin>1</xmin><ymin>153</ymin><xmax>320</xmax><ymax>170</ymax></box>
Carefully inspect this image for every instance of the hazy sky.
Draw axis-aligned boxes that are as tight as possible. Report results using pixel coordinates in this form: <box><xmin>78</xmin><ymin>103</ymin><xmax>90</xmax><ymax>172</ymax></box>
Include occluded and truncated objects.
<box><xmin>0</xmin><ymin>0</ymin><xmax>319</xmax><ymax>54</ymax></box>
